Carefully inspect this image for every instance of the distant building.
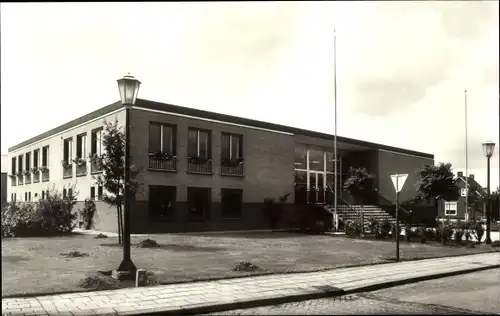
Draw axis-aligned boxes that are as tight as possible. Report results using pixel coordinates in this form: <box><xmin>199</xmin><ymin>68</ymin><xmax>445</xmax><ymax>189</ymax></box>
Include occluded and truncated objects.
<box><xmin>7</xmin><ymin>99</ymin><xmax>434</xmax><ymax>233</ymax></box>
<box><xmin>438</xmin><ymin>171</ymin><xmax>487</xmax><ymax>220</ymax></box>
<box><xmin>1</xmin><ymin>155</ymin><xmax>7</xmax><ymax>208</ymax></box>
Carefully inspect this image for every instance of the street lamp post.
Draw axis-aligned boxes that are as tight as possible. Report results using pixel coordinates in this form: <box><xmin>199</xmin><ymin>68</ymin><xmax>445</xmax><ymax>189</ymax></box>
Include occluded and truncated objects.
<box><xmin>482</xmin><ymin>140</ymin><xmax>496</xmax><ymax>245</ymax></box>
<box><xmin>116</xmin><ymin>73</ymin><xmax>141</xmax><ymax>278</ymax></box>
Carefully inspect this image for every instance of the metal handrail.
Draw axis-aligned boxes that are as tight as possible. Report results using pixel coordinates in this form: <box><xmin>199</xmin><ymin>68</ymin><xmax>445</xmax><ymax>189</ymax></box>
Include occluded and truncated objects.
<box><xmin>326</xmin><ymin>184</ymin><xmax>361</xmax><ymax>216</ymax></box>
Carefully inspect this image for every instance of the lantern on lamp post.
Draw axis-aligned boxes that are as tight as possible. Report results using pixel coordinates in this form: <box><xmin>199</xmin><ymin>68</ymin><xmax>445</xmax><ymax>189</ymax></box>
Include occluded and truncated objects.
<box><xmin>115</xmin><ymin>73</ymin><xmax>141</xmax><ymax>278</ymax></box>
<box><xmin>482</xmin><ymin>140</ymin><xmax>495</xmax><ymax>245</ymax></box>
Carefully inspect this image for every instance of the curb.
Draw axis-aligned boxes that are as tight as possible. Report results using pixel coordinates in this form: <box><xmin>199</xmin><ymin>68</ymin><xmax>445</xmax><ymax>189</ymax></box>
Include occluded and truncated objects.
<box><xmin>2</xmin><ymin>251</ymin><xmax>497</xmax><ymax>299</ymax></box>
<box><xmin>138</xmin><ymin>264</ymin><xmax>500</xmax><ymax>315</ymax></box>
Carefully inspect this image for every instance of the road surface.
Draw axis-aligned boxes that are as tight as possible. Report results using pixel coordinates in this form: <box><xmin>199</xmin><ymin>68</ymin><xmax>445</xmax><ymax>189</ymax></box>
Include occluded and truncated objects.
<box><xmin>206</xmin><ymin>268</ymin><xmax>500</xmax><ymax>315</ymax></box>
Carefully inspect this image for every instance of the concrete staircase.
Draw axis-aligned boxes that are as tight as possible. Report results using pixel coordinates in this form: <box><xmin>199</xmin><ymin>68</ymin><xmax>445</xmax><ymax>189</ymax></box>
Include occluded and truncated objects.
<box><xmin>326</xmin><ymin>204</ymin><xmax>401</xmax><ymax>233</ymax></box>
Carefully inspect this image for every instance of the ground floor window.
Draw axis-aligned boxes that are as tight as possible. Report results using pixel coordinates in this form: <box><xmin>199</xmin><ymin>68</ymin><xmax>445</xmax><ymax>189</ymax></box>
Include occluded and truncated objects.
<box><xmin>187</xmin><ymin>187</ymin><xmax>211</xmax><ymax>219</ymax></box>
<box><xmin>221</xmin><ymin>189</ymin><xmax>243</xmax><ymax>218</ymax></box>
<box><xmin>149</xmin><ymin>185</ymin><xmax>176</xmax><ymax>219</ymax></box>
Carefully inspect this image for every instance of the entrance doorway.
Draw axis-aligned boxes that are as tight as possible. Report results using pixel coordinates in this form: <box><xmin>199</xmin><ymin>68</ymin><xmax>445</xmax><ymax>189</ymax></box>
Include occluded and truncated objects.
<box><xmin>308</xmin><ymin>171</ymin><xmax>325</xmax><ymax>204</ymax></box>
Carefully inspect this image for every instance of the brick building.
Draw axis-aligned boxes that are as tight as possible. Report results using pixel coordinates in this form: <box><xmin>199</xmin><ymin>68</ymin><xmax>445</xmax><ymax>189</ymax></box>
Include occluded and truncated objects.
<box><xmin>7</xmin><ymin>99</ymin><xmax>434</xmax><ymax>233</ymax></box>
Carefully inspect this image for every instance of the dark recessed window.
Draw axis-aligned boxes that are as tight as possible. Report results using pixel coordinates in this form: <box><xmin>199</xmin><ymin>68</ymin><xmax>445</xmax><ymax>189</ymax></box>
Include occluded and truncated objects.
<box><xmin>63</xmin><ymin>188</ymin><xmax>67</xmax><ymax>198</ymax></box>
<box><xmin>25</xmin><ymin>192</ymin><xmax>28</xmax><ymax>201</ymax></box>
<box><xmin>63</xmin><ymin>137</ymin><xmax>73</xmax><ymax>163</ymax></box>
<box><xmin>221</xmin><ymin>133</ymin><xmax>243</xmax><ymax>159</ymax></box>
<box><xmin>91</xmin><ymin>128</ymin><xmax>103</xmax><ymax>156</ymax></box>
<box><xmin>149</xmin><ymin>123</ymin><xmax>176</xmax><ymax>155</ymax></box>
<box><xmin>90</xmin><ymin>187</ymin><xmax>96</xmax><ymax>200</ymax></box>
<box><xmin>68</xmin><ymin>188</ymin><xmax>73</xmax><ymax>198</ymax></box>
<box><xmin>42</xmin><ymin>191</ymin><xmax>45</xmax><ymax>200</ymax></box>
<box><xmin>188</xmin><ymin>129</ymin><xmax>211</xmax><ymax>158</ymax></box>
<box><xmin>98</xmin><ymin>186</ymin><xmax>103</xmax><ymax>200</ymax></box>
<box><xmin>187</xmin><ymin>187</ymin><xmax>211</xmax><ymax>219</ymax></box>
<box><xmin>149</xmin><ymin>186</ymin><xmax>176</xmax><ymax>219</ymax></box>
<box><xmin>221</xmin><ymin>189</ymin><xmax>243</xmax><ymax>218</ymax></box>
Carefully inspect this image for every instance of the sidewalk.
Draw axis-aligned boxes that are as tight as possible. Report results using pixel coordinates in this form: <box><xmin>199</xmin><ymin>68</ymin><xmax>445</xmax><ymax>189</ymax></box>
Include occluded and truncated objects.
<box><xmin>2</xmin><ymin>252</ymin><xmax>499</xmax><ymax>316</ymax></box>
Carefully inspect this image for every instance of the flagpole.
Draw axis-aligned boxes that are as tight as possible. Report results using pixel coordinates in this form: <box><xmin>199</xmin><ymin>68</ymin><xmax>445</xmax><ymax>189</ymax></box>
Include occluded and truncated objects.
<box><xmin>334</xmin><ymin>28</ymin><xmax>338</xmax><ymax>231</ymax></box>
<box><xmin>465</xmin><ymin>90</ymin><xmax>469</xmax><ymax>222</ymax></box>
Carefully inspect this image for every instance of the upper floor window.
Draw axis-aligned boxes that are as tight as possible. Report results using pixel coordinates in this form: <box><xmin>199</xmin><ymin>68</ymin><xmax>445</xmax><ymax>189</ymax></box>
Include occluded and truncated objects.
<box><xmin>63</xmin><ymin>137</ymin><xmax>73</xmax><ymax>163</ymax></box>
<box><xmin>11</xmin><ymin>157</ymin><xmax>16</xmax><ymax>174</ymax></box>
<box><xmin>76</xmin><ymin>133</ymin><xmax>87</xmax><ymax>159</ymax></box>
<box><xmin>221</xmin><ymin>133</ymin><xmax>243</xmax><ymax>159</ymax></box>
<box><xmin>149</xmin><ymin>123</ymin><xmax>176</xmax><ymax>155</ymax></box>
<box><xmin>18</xmin><ymin>155</ymin><xmax>23</xmax><ymax>172</ymax></box>
<box><xmin>91</xmin><ymin>128</ymin><xmax>103</xmax><ymax>156</ymax></box>
<box><xmin>42</xmin><ymin>146</ymin><xmax>49</xmax><ymax>167</ymax></box>
<box><xmin>308</xmin><ymin>148</ymin><xmax>324</xmax><ymax>172</ymax></box>
<box><xmin>33</xmin><ymin>149</ymin><xmax>39</xmax><ymax>168</ymax></box>
<box><xmin>25</xmin><ymin>152</ymin><xmax>31</xmax><ymax>170</ymax></box>
<box><xmin>188</xmin><ymin>129</ymin><xmax>211</xmax><ymax>158</ymax></box>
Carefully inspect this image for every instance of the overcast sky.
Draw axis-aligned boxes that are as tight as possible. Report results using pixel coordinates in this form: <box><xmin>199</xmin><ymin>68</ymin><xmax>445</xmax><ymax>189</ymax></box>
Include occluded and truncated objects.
<box><xmin>1</xmin><ymin>2</ymin><xmax>498</xmax><ymax>188</ymax></box>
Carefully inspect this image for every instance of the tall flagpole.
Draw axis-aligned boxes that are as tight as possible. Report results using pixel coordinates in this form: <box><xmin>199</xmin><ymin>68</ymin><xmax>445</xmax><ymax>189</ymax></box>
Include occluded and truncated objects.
<box><xmin>334</xmin><ymin>28</ymin><xmax>338</xmax><ymax>230</ymax></box>
<box><xmin>465</xmin><ymin>90</ymin><xmax>469</xmax><ymax>222</ymax></box>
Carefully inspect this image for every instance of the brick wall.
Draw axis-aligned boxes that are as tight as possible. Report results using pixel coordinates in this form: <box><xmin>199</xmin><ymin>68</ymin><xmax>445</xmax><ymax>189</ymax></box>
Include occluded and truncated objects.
<box><xmin>126</xmin><ymin>108</ymin><xmax>295</xmax><ymax>232</ymax></box>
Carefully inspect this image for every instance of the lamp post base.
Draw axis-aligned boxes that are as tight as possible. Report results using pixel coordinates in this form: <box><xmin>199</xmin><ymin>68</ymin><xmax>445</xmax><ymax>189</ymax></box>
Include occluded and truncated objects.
<box><xmin>485</xmin><ymin>237</ymin><xmax>492</xmax><ymax>245</ymax></box>
<box><xmin>112</xmin><ymin>258</ymin><xmax>137</xmax><ymax>280</ymax></box>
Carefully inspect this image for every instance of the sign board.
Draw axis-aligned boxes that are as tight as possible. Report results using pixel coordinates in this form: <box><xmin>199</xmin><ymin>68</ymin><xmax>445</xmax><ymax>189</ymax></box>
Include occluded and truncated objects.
<box><xmin>460</xmin><ymin>188</ymin><xmax>468</xmax><ymax>197</ymax></box>
<box><xmin>444</xmin><ymin>201</ymin><xmax>457</xmax><ymax>211</ymax></box>
<box><xmin>390</xmin><ymin>174</ymin><xmax>409</xmax><ymax>193</ymax></box>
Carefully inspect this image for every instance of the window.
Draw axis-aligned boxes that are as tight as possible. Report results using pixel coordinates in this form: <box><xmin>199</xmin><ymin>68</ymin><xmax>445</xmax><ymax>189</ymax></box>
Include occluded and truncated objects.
<box><xmin>28</xmin><ymin>192</ymin><xmax>31</xmax><ymax>201</ymax></box>
<box><xmin>149</xmin><ymin>186</ymin><xmax>176</xmax><ymax>219</ymax></box>
<box><xmin>98</xmin><ymin>186</ymin><xmax>103</xmax><ymax>199</ymax></box>
<box><xmin>42</xmin><ymin>146</ymin><xmax>49</xmax><ymax>167</ymax></box>
<box><xmin>149</xmin><ymin>123</ymin><xmax>176</xmax><ymax>154</ymax></box>
<box><xmin>42</xmin><ymin>191</ymin><xmax>45</xmax><ymax>200</ymax></box>
<box><xmin>63</xmin><ymin>188</ymin><xmax>67</xmax><ymax>198</ymax></box>
<box><xmin>76</xmin><ymin>133</ymin><xmax>87</xmax><ymax>159</ymax></box>
<box><xmin>11</xmin><ymin>157</ymin><xmax>16</xmax><ymax>175</ymax></box>
<box><xmin>221</xmin><ymin>133</ymin><xmax>243</xmax><ymax>159</ymax></box>
<box><xmin>68</xmin><ymin>188</ymin><xmax>73</xmax><ymax>198</ymax></box>
<box><xmin>63</xmin><ymin>138</ymin><xmax>73</xmax><ymax>162</ymax></box>
<box><xmin>25</xmin><ymin>192</ymin><xmax>28</xmax><ymax>201</ymax></box>
<box><xmin>187</xmin><ymin>187</ymin><xmax>211</xmax><ymax>219</ymax></box>
<box><xmin>308</xmin><ymin>148</ymin><xmax>324</xmax><ymax>172</ymax></box>
<box><xmin>221</xmin><ymin>189</ymin><xmax>243</xmax><ymax>218</ymax></box>
<box><xmin>188</xmin><ymin>129</ymin><xmax>211</xmax><ymax>158</ymax></box>
<box><xmin>13</xmin><ymin>193</ymin><xmax>16</xmax><ymax>202</ymax></box>
<box><xmin>444</xmin><ymin>201</ymin><xmax>457</xmax><ymax>216</ymax></box>
<box><xmin>90</xmin><ymin>187</ymin><xmax>95</xmax><ymax>200</ymax></box>
<box><xmin>91</xmin><ymin>128</ymin><xmax>103</xmax><ymax>156</ymax></box>
<box><xmin>18</xmin><ymin>155</ymin><xmax>23</xmax><ymax>172</ymax></box>
<box><xmin>294</xmin><ymin>146</ymin><xmax>307</xmax><ymax>170</ymax></box>
<box><xmin>33</xmin><ymin>149</ymin><xmax>39</xmax><ymax>168</ymax></box>
<box><xmin>25</xmin><ymin>152</ymin><xmax>31</xmax><ymax>170</ymax></box>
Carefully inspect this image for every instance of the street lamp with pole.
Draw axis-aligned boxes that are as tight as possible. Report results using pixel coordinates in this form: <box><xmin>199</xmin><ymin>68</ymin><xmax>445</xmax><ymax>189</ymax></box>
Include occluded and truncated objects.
<box><xmin>116</xmin><ymin>73</ymin><xmax>141</xmax><ymax>278</ymax></box>
<box><xmin>482</xmin><ymin>140</ymin><xmax>495</xmax><ymax>245</ymax></box>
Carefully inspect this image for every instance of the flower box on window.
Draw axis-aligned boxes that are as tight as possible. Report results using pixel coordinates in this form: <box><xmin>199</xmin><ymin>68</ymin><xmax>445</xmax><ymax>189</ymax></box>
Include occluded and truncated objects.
<box><xmin>8</xmin><ymin>174</ymin><xmax>16</xmax><ymax>179</ymax></box>
<box><xmin>16</xmin><ymin>171</ymin><xmax>23</xmax><ymax>178</ymax></box>
<box><xmin>23</xmin><ymin>170</ymin><xmax>31</xmax><ymax>176</ymax></box>
<box><xmin>221</xmin><ymin>157</ymin><xmax>244</xmax><ymax>167</ymax></box>
<box><xmin>61</xmin><ymin>160</ymin><xmax>72</xmax><ymax>168</ymax></box>
<box><xmin>40</xmin><ymin>166</ymin><xmax>49</xmax><ymax>173</ymax></box>
<box><xmin>30</xmin><ymin>167</ymin><xmax>39</xmax><ymax>174</ymax></box>
<box><xmin>152</xmin><ymin>151</ymin><xmax>176</xmax><ymax>161</ymax></box>
<box><xmin>72</xmin><ymin>157</ymin><xmax>87</xmax><ymax>166</ymax></box>
<box><xmin>188</xmin><ymin>156</ymin><xmax>211</xmax><ymax>165</ymax></box>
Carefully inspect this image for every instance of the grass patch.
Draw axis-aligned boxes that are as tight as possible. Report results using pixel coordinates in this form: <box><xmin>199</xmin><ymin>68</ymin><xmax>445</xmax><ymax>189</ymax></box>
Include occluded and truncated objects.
<box><xmin>2</xmin><ymin>232</ymin><xmax>497</xmax><ymax>297</ymax></box>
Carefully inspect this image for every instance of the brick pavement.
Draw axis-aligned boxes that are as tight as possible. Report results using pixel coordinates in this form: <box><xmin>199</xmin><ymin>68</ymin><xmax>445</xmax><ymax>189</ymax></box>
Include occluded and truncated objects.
<box><xmin>2</xmin><ymin>252</ymin><xmax>499</xmax><ymax>316</ymax></box>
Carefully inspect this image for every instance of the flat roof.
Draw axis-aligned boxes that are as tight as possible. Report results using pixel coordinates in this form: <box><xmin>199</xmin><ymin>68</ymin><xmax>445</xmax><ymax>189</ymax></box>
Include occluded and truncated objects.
<box><xmin>8</xmin><ymin>98</ymin><xmax>434</xmax><ymax>159</ymax></box>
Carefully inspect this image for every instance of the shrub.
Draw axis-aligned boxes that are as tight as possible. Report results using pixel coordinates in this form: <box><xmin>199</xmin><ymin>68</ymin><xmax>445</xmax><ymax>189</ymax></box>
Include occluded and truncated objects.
<box><xmin>454</xmin><ymin>227</ymin><xmax>464</xmax><ymax>245</ymax></box>
<box><xmin>438</xmin><ymin>223</ymin><xmax>454</xmax><ymax>244</ymax></box>
<box><xmin>345</xmin><ymin>219</ymin><xmax>362</xmax><ymax>237</ymax></box>
<box><xmin>404</xmin><ymin>224</ymin><xmax>415</xmax><ymax>242</ymax></box>
<box><xmin>391</xmin><ymin>224</ymin><xmax>402</xmax><ymax>240</ymax></box>
<box><xmin>79</xmin><ymin>198</ymin><xmax>97</xmax><ymax>230</ymax></box>
<box><xmin>491</xmin><ymin>240</ymin><xmax>500</xmax><ymax>247</ymax></box>
<box><xmin>1</xmin><ymin>188</ymin><xmax>78</xmax><ymax>237</ymax></box>
<box><xmin>380</xmin><ymin>219</ymin><xmax>391</xmax><ymax>238</ymax></box>
<box><xmin>417</xmin><ymin>225</ymin><xmax>427</xmax><ymax>243</ymax></box>
<box><xmin>262</xmin><ymin>193</ymin><xmax>290</xmax><ymax>229</ymax></box>
<box><xmin>424</xmin><ymin>227</ymin><xmax>436</xmax><ymax>241</ymax></box>
<box><xmin>368</xmin><ymin>219</ymin><xmax>382</xmax><ymax>238</ymax></box>
<box><xmin>472</xmin><ymin>223</ymin><xmax>485</xmax><ymax>244</ymax></box>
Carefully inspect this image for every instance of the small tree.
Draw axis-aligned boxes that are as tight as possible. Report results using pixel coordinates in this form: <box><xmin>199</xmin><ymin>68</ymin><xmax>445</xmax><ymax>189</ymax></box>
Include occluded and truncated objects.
<box><xmin>416</xmin><ymin>163</ymin><xmax>460</xmax><ymax>220</ymax></box>
<box><xmin>343</xmin><ymin>167</ymin><xmax>375</xmax><ymax>236</ymax></box>
<box><xmin>94</xmin><ymin>119</ymin><xmax>141</xmax><ymax>245</ymax></box>
<box><xmin>262</xmin><ymin>193</ymin><xmax>290</xmax><ymax>230</ymax></box>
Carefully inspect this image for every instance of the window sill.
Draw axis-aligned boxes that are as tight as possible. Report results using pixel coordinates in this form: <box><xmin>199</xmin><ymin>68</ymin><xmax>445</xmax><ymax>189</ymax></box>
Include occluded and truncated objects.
<box><xmin>63</xmin><ymin>176</ymin><xmax>73</xmax><ymax>179</ymax></box>
<box><xmin>220</xmin><ymin>173</ymin><xmax>244</xmax><ymax>178</ymax></box>
<box><xmin>91</xmin><ymin>171</ymin><xmax>103</xmax><ymax>175</ymax></box>
<box><xmin>76</xmin><ymin>173</ymin><xmax>87</xmax><ymax>177</ymax></box>
<box><xmin>186</xmin><ymin>170</ymin><xmax>213</xmax><ymax>176</ymax></box>
<box><xmin>148</xmin><ymin>168</ymin><xmax>177</xmax><ymax>173</ymax></box>
<box><xmin>42</xmin><ymin>179</ymin><xmax>50</xmax><ymax>182</ymax></box>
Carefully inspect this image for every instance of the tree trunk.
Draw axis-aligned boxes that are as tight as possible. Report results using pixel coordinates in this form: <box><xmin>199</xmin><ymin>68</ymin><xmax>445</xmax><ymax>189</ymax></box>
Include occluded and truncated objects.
<box><xmin>117</xmin><ymin>206</ymin><xmax>122</xmax><ymax>245</ymax></box>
